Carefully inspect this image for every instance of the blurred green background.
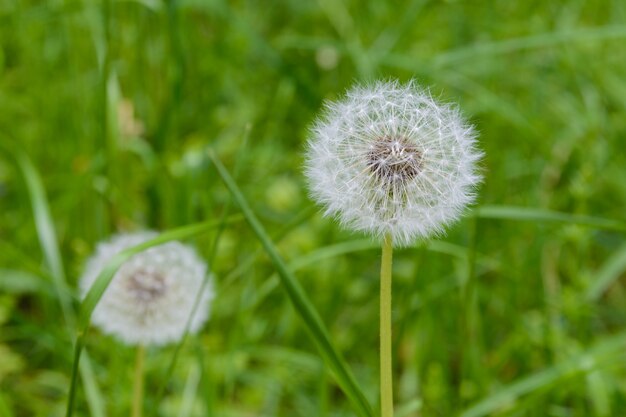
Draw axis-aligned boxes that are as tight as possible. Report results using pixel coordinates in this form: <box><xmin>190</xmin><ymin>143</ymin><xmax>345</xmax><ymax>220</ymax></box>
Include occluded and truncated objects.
<box><xmin>2</xmin><ymin>0</ymin><xmax>626</xmax><ymax>416</ymax></box>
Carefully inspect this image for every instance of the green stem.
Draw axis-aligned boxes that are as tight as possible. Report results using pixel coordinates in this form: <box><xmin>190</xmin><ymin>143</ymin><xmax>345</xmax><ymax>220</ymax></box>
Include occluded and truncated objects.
<box><xmin>380</xmin><ymin>233</ymin><xmax>394</xmax><ymax>417</ymax></box>
<box><xmin>460</xmin><ymin>214</ymin><xmax>481</xmax><ymax>403</ymax></box>
<box><xmin>65</xmin><ymin>335</ymin><xmax>85</xmax><ymax>417</ymax></box>
<box><xmin>132</xmin><ymin>345</ymin><xmax>146</xmax><ymax>417</ymax></box>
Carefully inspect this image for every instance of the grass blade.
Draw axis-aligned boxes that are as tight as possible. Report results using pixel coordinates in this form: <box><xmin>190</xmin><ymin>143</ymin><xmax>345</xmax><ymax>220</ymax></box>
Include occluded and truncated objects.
<box><xmin>221</xmin><ymin>205</ymin><xmax>316</xmax><ymax>286</ymax></box>
<box><xmin>208</xmin><ymin>151</ymin><xmax>374</xmax><ymax>417</ymax></box>
<box><xmin>79</xmin><ymin>351</ymin><xmax>106</xmax><ymax>417</ymax></box>
<box><xmin>431</xmin><ymin>25</ymin><xmax>626</xmax><ymax>67</ymax></box>
<box><xmin>14</xmin><ymin>151</ymin><xmax>74</xmax><ymax>326</ymax></box>
<box><xmin>459</xmin><ymin>332</ymin><xmax>626</xmax><ymax>417</ymax></box>
<box><xmin>474</xmin><ymin>205</ymin><xmax>626</xmax><ymax>233</ymax></box>
<box><xmin>0</xmin><ymin>268</ymin><xmax>54</xmax><ymax>296</ymax></box>
<box><xmin>586</xmin><ymin>242</ymin><xmax>626</xmax><ymax>301</ymax></box>
<box><xmin>243</xmin><ymin>238</ymin><xmax>497</xmax><ymax>314</ymax></box>
<box><xmin>9</xmin><ymin>149</ymin><xmax>107</xmax><ymax>417</ymax></box>
<box><xmin>396</xmin><ymin>399</ymin><xmax>423</xmax><ymax>417</ymax></box>
<box><xmin>382</xmin><ymin>25</ymin><xmax>626</xmax><ymax>72</ymax></box>
<box><xmin>66</xmin><ymin>335</ymin><xmax>86</xmax><ymax>417</ymax></box>
<box><xmin>154</xmin><ymin>125</ymin><xmax>251</xmax><ymax>415</ymax></box>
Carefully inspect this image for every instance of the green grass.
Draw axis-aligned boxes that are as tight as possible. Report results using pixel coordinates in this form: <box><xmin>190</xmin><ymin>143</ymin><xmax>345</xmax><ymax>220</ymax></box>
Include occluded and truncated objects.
<box><xmin>2</xmin><ymin>0</ymin><xmax>626</xmax><ymax>416</ymax></box>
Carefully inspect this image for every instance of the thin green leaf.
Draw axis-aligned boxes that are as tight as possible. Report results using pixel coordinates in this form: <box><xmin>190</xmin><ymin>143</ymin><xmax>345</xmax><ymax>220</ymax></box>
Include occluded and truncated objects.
<box><xmin>66</xmin><ymin>335</ymin><xmax>86</xmax><ymax>417</ymax></box>
<box><xmin>290</xmin><ymin>239</ymin><xmax>379</xmax><ymax>270</ymax></box>
<box><xmin>14</xmin><ymin>151</ymin><xmax>74</xmax><ymax>324</ymax></box>
<box><xmin>194</xmin><ymin>340</ymin><xmax>215</xmax><ymax>417</ymax></box>
<box><xmin>8</xmin><ymin>149</ymin><xmax>107</xmax><ymax>417</ymax></box>
<box><xmin>396</xmin><ymin>399</ymin><xmax>423</xmax><ymax>417</ymax></box>
<box><xmin>474</xmin><ymin>205</ymin><xmax>626</xmax><ymax>232</ymax></box>
<box><xmin>459</xmin><ymin>332</ymin><xmax>626</xmax><ymax>417</ymax></box>
<box><xmin>382</xmin><ymin>25</ymin><xmax>626</xmax><ymax>72</ymax></box>
<box><xmin>179</xmin><ymin>364</ymin><xmax>201</xmax><ymax>417</ymax></box>
<box><xmin>155</xmin><ymin>125</ymin><xmax>253</xmax><ymax>416</ymax></box>
<box><xmin>0</xmin><ymin>241</ymin><xmax>58</xmax><ymax>283</ymax></box>
<box><xmin>221</xmin><ymin>205</ymin><xmax>316</xmax><ymax>287</ymax></box>
<box><xmin>0</xmin><ymin>268</ymin><xmax>53</xmax><ymax>295</ymax></box>
<box><xmin>431</xmin><ymin>25</ymin><xmax>626</xmax><ymax>67</ymax></box>
<box><xmin>243</xmin><ymin>238</ymin><xmax>483</xmax><ymax>314</ymax></box>
<box><xmin>586</xmin><ymin>369</ymin><xmax>611</xmax><ymax>417</ymax></box>
<box><xmin>79</xmin><ymin>351</ymin><xmax>106</xmax><ymax>417</ymax></box>
<box><xmin>208</xmin><ymin>151</ymin><xmax>374</xmax><ymax>417</ymax></box>
<box><xmin>586</xmin><ymin>242</ymin><xmax>626</xmax><ymax>301</ymax></box>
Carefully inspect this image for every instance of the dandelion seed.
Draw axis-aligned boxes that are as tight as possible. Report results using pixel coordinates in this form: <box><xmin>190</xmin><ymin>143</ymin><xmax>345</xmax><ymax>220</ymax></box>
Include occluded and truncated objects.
<box><xmin>305</xmin><ymin>80</ymin><xmax>482</xmax><ymax>247</ymax></box>
<box><xmin>79</xmin><ymin>232</ymin><xmax>214</xmax><ymax>346</ymax></box>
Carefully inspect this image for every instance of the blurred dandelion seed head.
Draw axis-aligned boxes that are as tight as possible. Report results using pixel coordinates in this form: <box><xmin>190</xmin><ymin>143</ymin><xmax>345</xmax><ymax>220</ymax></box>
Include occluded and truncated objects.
<box><xmin>79</xmin><ymin>232</ymin><xmax>214</xmax><ymax>346</ymax></box>
<box><xmin>305</xmin><ymin>80</ymin><xmax>483</xmax><ymax>246</ymax></box>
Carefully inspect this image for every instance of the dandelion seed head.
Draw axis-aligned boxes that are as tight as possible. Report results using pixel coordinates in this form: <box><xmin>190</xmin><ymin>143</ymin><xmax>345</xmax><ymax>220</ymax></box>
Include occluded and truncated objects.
<box><xmin>305</xmin><ymin>80</ymin><xmax>483</xmax><ymax>246</ymax></box>
<box><xmin>79</xmin><ymin>232</ymin><xmax>214</xmax><ymax>346</ymax></box>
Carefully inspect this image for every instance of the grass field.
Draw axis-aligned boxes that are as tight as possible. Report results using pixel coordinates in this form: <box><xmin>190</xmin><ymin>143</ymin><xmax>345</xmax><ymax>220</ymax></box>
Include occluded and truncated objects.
<box><xmin>2</xmin><ymin>0</ymin><xmax>626</xmax><ymax>416</ymax></box>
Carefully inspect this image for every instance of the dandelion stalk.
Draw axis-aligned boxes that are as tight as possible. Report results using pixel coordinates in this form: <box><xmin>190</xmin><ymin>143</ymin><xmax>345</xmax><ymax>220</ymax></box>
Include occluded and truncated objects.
<box><xmin>380</xmin><ymin>233</ymin><xmax>394</xmax><ymax>417</ymax></box>
<box><xmin>131</xmin><ymin>345</ymin><xmax>145</xmax><ymax>417</ymax></box>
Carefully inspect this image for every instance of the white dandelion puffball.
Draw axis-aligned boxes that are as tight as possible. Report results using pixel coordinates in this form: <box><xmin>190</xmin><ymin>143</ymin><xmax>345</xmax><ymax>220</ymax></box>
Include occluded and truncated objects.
<box><xmin>305</xmin><ymin>80</ymin><xmax>482</xmax><ymax>246</ymax></box>
<box><xmin>79</xmin><ymin>232</ymin><xmax>214</xmax><ymax>346</ymax></box>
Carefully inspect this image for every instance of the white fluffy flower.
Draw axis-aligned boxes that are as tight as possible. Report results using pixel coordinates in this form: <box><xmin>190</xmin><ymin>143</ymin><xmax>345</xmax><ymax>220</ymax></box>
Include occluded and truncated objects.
<box><xmin>79</xmin><ymin>232</ymin><xmax>214</xmax><ymax>346</ymax></box>
<box><xmin>305</xmin><ymin>80</ymin><xmax>482</xmax><ymax>246</ymax></box>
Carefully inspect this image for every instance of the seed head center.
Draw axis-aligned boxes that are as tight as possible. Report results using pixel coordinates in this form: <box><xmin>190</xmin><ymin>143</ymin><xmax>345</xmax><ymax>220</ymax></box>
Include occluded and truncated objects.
<box><xmin>367</xmin><ymin>136</ymin><xmax>422</xmax><ymax>182</ymax></box>
<box><xmin>127</xmin><ymin>269</ymin><xmax>167</xmax><ymax>302</ymax></box>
